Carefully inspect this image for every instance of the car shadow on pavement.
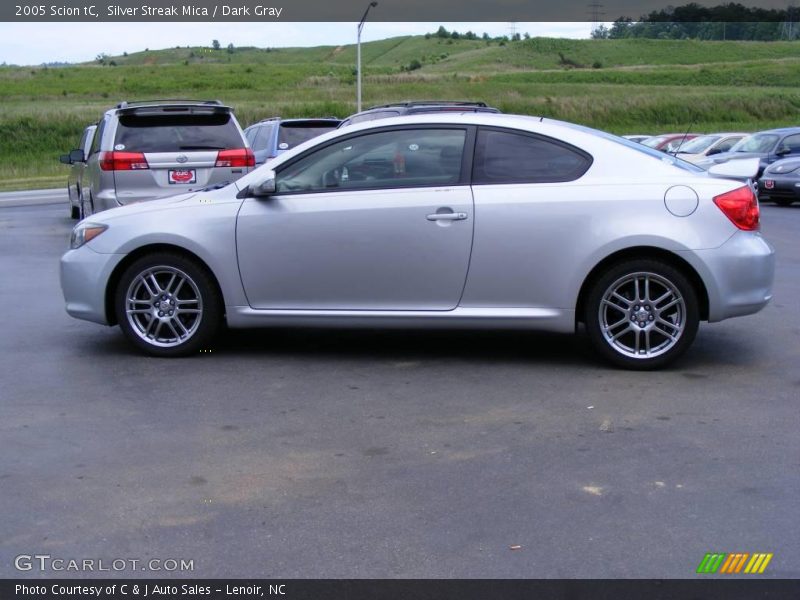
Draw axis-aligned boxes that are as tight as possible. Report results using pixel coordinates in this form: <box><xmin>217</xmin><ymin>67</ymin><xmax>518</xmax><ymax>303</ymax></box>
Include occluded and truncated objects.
<box><xmin>209</xmin><ymin>326</ymin><xmax>595</xmax><ymax>367</ymax></box>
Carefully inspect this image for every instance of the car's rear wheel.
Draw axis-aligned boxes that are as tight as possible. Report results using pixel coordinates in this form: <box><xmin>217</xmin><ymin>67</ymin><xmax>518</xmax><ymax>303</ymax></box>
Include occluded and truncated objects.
<box><xmin>80</xmin><ymin>192</ymin><xmax>94</xmax><ymax>219</ymax></box>
<box><xmin>584</xmin><ymin>259</ymin><xmax>699</xmax><ymax>369</ymax></box>
<box><xmin>115</xmin><ymin>253</ymin><xmax>222</xmax><ymax>357</ymax></box>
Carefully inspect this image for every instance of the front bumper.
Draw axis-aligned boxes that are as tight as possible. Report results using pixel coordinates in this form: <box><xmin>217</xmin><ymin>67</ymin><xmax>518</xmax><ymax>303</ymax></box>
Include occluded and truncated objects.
<box><xmin>683</xmin><ymin>231</ymin><xmax>775</xmax><ymax>322</ymax></box>
<box><xmin>60</xmin><ymin>245</ymin><xmax>126</xmax><ymax>325</ymax></box>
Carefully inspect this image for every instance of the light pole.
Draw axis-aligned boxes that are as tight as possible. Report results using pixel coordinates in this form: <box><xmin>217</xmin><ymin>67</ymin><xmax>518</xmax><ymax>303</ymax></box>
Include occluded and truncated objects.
<box><xmin>356</xmin><ymin>1</ymin><xmax>378</xmax><ymax>113</ymax></box>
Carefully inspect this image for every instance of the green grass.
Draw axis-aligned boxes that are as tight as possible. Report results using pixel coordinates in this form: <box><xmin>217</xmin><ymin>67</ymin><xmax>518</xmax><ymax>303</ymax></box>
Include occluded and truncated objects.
<box><xmin>3</xmin><ymin>35</ymin><xmax>800</xmax><ymax>189</ymax></box>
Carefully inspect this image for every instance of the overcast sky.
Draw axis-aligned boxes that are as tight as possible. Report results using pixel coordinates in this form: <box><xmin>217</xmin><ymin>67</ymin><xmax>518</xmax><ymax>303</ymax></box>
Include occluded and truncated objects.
<box><xmin>0</xmin><ymin>22</ymin><xmax>594</xmax><ymax>65</ymax></box>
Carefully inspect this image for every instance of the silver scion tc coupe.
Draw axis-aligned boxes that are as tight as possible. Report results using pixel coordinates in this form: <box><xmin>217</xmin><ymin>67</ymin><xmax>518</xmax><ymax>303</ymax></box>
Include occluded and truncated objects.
<box><xmin>61</xmin><ymin>113</ymin><xmax>775</xmax><ymax>369</ymax></box>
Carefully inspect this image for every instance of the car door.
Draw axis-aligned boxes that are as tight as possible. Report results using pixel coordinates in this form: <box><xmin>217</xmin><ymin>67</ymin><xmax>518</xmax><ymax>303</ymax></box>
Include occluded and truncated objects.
<box><xmin>236</xmin><ymin>126</ymin><xmax>474</xmax><ymax>310</ymax></box>
<box><xmin>461</xmin><ymin>126</ymin><xmax>594</xmax><ymax>309</ymax></box>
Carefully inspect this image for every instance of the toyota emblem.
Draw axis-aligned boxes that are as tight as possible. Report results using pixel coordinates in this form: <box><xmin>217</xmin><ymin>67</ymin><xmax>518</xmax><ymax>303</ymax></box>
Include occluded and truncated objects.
<box><xmin>176</xmin><ymin>154</ymin><xmax>188</xmax><ymax>164</ymax></box>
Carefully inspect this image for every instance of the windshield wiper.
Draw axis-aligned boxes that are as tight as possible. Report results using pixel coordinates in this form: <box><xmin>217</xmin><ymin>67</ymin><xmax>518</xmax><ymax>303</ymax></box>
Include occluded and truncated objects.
<box><xmin>178</xmin><ymin>145</ymin><xmax>225</xmax><ymax>150</ymax></box>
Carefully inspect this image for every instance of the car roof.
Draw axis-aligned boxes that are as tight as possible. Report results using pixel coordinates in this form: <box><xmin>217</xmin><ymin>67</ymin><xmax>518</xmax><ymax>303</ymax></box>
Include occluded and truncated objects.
<box><xmin>755</xmin><ymin>127</ymin><xmax>800</xmax><ymax>134</ymax></box>
<box><xmin>249</xmin><ymin>117</ymin><xmax>341</xmax><ymax>127</ymax></box>
<box><xmin>338</xmin><ymin>112</ymin><xmax>537</xmax><ymax>131</ymax></box>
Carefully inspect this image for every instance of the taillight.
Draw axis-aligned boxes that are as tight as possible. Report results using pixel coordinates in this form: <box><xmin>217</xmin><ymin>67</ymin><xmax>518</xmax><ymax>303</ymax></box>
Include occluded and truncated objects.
<box><xmin>99</xmin><ymin>151</ymin><xmax>149</xmax><ymax>171</ymax></box>
<box><xmin>216</xmin><ymin>148</ymin><xmax>255</xmax><ymax>168</ymax></box>
<box><xmin>713</xmin><ymin>185</ymin><xmax>759</xmax><ymax>231</ymax></box>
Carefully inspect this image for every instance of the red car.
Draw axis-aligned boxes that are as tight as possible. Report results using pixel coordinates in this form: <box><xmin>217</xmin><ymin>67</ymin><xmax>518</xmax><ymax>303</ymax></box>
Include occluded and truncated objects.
<box><xmin>641</xmin><ymin>133</ymin><xmax>699</xmax><ymax>153</ymax></box>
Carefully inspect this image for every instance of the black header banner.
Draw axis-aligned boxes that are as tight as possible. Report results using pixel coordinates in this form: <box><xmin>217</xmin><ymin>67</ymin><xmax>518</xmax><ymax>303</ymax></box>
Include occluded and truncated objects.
<box><xmin>3</xmin><ymin>579</ymin><xmax>800</xmax><ymax>600</ymax></box>
<box><xmin>1</xmin><ymin>0</ymin><xmax>792</xmax><ymax>22</ymax></box>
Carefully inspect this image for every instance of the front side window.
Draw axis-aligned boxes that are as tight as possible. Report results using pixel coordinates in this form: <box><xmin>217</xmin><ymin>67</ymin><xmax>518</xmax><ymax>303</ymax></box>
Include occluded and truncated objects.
<box><xmin>90</xmin><ymin>119</ymin><xmax>106</xmax><ymax>155</ymax></box>
<box><xmin>473</xmin><ymin>128</ymin><xmax>591</xmax><ymax>184</ymax></box>
<box><xmin>276</xmin><ymin>128</ymin><xmax>466</xmax><ymax>193</ymax></box>
<box><xmin>715</xmin><ymin>137</ymin><xmax>741</xmax><ymax>153</ymax></box>
<box><xmin>779</xmin><ymin>134</ymin><xmax>800</xmax><ymax>154</ymax></box>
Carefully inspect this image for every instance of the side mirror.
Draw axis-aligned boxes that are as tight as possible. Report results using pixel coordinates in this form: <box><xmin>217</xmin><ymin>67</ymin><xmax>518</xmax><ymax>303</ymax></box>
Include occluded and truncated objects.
<box><xmin>69</xmin><ymin>149</ymin><xmax>85</xmax><ymax>163</ymax></box>
<box><xmin>707</xmin><ymin>148</ymin><xmax>721</xmax><ymax>156</ymax></box>
<box><xmin>59</xmin><ymin>154</ymin><xmax>72</xmax><ymax>165</ymax></box>
<box><xmin>251</xmin><ymin>170</ymin><xmax>276</xmax><ymax>197</ymax></box>
<box><xmin>776</xmin><ymin>147</ymin><xmax>791</xmax><ymax>156</ymax></box>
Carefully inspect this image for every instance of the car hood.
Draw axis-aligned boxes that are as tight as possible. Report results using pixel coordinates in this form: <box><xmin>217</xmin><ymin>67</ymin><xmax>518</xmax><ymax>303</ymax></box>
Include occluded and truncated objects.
<box><xmin>83</xmin><ymin>192</ymin><xmax>199</xmax><ymax>223</ymax></box>
<box><xmin>763</xmin><ymin>158</ymin><xmax>800</xmax><ymax>175</ymax></box>
<box><xmin>695</xmin><ymin>151</ymin><xmax>766</xmax><ymax>169</ymax></box>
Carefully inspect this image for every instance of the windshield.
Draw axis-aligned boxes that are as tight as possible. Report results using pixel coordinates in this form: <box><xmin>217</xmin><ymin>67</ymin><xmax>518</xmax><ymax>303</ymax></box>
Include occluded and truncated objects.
<box><xmin>642</xmin><ymin>136</ymin><xmax>669</xmax><ymax>148</ymax></box>
<box><xmin>731</xmin><ymin>133</ymin><xmax>778</xmax><ymax>154</ymax></box>
<box><xmin>677</xmin><ymin>135</ymin><xmax>719</xmax><ymax>154</ymax></box>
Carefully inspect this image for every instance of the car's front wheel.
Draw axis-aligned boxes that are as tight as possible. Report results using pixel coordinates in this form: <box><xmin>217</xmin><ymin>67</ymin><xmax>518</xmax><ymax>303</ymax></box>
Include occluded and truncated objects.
<box><xmin>115</xmin><ymin>253</ymin><xmax>222</xmax><ymax>357</ymax></box>
<box><xmin>584</xmin><ymin>259</ymin><xmax>699</xmax><ymax>369</ymax></box>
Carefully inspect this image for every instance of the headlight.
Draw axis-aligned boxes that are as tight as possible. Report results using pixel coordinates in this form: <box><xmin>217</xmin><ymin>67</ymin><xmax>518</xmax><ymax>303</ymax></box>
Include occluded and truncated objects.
<box><xmin>70</xmin><ymin>223</ymin><xmax>108</xmax><ymax>249</ymax></box>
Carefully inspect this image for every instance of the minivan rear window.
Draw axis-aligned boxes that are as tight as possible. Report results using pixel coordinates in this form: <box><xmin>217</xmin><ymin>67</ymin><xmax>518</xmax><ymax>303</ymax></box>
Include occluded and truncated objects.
<box><xmin>115</xmin><ymin>114</ymin><xmax>244</xmax><ymax>153</ymax></box>
<box><xmin>278</xmin><ymin>122</ymin><xmax>340</xmax><ymax>150</ymax></box>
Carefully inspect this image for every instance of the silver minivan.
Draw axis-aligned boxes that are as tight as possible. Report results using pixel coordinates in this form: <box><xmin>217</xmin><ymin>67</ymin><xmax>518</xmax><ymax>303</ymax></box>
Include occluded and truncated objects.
<box><xmin>82</xmin><ymin>100</ymin><xmax>253</xmax><ymax>215</ymax></box>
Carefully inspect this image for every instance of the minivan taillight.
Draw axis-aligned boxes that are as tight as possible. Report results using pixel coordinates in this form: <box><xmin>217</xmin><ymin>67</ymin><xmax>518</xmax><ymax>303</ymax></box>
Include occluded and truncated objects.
<box><xmin>99</xmin><ymin>151</ymin><xmax>149</xmax><ymax>171</ymax></box>
<box><xmin>216</xmin><ymin>148</ymin><xmax>255</xmax><ymax>168</ymax></box>
<box><xmin>713</xmin><ymin>186</ymin><xmax>760</xmax><ymax>231</ymax></box>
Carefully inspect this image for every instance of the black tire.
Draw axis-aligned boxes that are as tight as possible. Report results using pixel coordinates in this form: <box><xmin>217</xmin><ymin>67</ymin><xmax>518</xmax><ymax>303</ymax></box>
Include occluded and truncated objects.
<box><xmin>584</xmin><ymin>259</ymin><xmax>699</xmax><ymax>370</ymax></box>
<box><xmin>80</xmin><ymin>192</ymin><xmax>94</xmax><ymax>219</ymax></box>
<box><xmin>773</xmin><ymin>198</ymin><xmax>794</xmax><ymax>207</ymax></box>
<box><xmin>114</xmin><ymin>252</ymin><xmax>222</xmax><ymax>357</ymax></box>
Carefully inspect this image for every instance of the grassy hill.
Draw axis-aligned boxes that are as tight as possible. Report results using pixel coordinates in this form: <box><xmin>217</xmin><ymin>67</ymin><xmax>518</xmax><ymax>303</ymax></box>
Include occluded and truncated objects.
<box><xmin>3</xmin><ymin>35</ymin><xmax>800</xmax><ymax>190</ymax></box>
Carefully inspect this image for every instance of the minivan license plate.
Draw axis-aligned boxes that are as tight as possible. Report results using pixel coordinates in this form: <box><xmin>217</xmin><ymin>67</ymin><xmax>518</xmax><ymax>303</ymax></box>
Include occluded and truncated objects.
<box><xmin>169</xmin><ymin>169</ymin><xmax>196</xmax><ymax>184</ymax></box>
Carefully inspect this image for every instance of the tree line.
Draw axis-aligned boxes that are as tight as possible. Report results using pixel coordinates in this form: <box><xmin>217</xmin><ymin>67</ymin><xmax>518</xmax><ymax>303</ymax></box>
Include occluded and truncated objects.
<box><xmin>592</xmin><ymin>2</ymin><xmax>800</xmax><ymax>41</ymax></box>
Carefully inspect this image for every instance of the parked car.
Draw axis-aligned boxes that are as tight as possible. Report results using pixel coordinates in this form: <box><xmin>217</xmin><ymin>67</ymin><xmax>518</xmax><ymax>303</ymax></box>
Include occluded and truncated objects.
<box><xmin>694</xmin><ymin>127</ymin><xmax>800</xmax><ymax>177</ymax></box>
<box><xmin>339</xmin><ymin>101</ymin><xmax>500</xmax><ymax>128</ymax></box>
<box><xmin>80</xmin><ymin>99</ymin><xmax>253</xmax><ymax>216</ymax></box>
<box><xmin>674</xmin><ymin>133</ymin><xmax>747</xmax><ymax>164</ymax></box>
<box><xmin>757</xmin><ymin>157</ymin><xmax>800</xmax><ymax>206</ymax></box>
<box><xmin>244</xmin><ymin>117</ymin><xmax>341</xmax><ymax>166</ymax></box>
<box><xmin>641</xmin><ymin>133</ymin><xmax>699</xmax><ymax>153</ymax></box>
<box><xmin>61</xmin><ymin>113</ymin><xmax>774</xmax><ymax>369</ymax></box>
<box><xmin>622</xmin><ymin>134</ymin><xmax>652</xmax><ymax>143</ymax></box>
<box><xmin>60</xmin><ymin>124</ymin><xmax>97</xmax><ymax>219</ymax></box>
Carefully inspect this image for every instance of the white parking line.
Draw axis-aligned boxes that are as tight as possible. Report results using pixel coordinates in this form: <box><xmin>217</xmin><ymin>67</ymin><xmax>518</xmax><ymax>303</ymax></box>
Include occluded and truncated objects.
<box><xmin>0</xmin><ymin>189</ymin><xmax>66</xmax><ymax>207</ymax></box>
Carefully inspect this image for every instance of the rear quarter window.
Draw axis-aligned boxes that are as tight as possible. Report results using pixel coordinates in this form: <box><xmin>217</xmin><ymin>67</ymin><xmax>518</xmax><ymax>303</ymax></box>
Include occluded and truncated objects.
<box><xmin>473</xmin><ymin>128</ymin><xmax>592</xmax><ymax>184</ymax></box>
<box><xmin>115</xmin><ymin>113</ymin><xmax>244</xmax><ymax>153</ymax></box>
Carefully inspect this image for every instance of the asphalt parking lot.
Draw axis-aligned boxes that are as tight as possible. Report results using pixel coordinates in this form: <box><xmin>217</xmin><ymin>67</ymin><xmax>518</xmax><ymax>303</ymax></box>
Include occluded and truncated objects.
<box><xmin>1</xmin><ymin>197</ymin><xmax>798</xmax><ymax>579</ymax></box>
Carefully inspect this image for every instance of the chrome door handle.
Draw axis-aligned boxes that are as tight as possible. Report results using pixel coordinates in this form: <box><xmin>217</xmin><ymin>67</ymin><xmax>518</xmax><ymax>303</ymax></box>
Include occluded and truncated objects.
<box><xmin>426</xmin><ymin>212</ymin><xmax>468</xmax><ymax>221</ymax></box>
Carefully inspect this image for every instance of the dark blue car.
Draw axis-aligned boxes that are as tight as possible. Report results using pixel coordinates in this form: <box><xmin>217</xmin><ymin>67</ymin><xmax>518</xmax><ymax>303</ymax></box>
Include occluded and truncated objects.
<box><xmin>695</xmin><ymin>127</ymin><xmax>800</xmax><ymax>178</ymax></box>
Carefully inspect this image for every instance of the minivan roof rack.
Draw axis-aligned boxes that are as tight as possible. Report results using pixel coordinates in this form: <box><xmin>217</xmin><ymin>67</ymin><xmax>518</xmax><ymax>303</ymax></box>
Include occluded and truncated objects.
<box><xmin>116</xmin><ymin>99</ymin><xmax>224</xmax><ymax>109</ymax></box>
